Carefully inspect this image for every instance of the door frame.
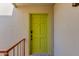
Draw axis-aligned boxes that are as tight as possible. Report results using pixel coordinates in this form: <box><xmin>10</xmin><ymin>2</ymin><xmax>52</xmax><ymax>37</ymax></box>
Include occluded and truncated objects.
<box><xmin>29</xmin><ymin>13</ymin><xmax>48</xmax><ymax>55</ymax></box>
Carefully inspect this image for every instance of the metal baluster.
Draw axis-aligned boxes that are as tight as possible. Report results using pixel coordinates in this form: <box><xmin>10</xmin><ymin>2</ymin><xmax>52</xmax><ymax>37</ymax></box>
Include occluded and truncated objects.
<box><xmin>23</xmin><ymin>39</ymin><xmax>25</xmax><ymax>56</ymax></box>
<box><xmin>17</xmin><ymin>45</ymin><xmax>19</xmax><ymax>56</ymax></box>
<box><xmin>20</xmin><ymin>42</ymin><xmax>21</xmax><ymax>56</ymax></box>
<box><xmin>13</xmin><ymin>48</ymin><xmax>15</xmax><ymax>56</ymax></box>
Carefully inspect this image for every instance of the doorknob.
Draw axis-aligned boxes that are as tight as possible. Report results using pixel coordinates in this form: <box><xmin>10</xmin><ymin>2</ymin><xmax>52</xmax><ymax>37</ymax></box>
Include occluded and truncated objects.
<box><xmin>31</xmin><ymin>30</ymin><xmax>32</xmax><ymax>33</ymax></box>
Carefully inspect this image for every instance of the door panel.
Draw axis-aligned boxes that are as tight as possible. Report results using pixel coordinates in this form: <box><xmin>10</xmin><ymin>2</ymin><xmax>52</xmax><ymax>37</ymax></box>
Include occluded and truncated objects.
<box><xmin>30</xmin><ymin>14</ymin><xmax>48</xmax><ymax>54</ymax></box>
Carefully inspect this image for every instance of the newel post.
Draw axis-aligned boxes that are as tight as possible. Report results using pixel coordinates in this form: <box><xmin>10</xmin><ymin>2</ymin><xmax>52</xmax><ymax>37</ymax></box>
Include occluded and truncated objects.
<box><xmin>4</xmin><ymin>52</ymin><xmax>9</xmax><ymax>56</ymax></box>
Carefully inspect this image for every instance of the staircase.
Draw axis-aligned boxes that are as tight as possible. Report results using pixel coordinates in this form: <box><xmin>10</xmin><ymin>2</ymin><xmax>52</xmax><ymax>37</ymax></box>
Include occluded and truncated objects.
<box><xmin>0</xmin><ymin>38</ymin><xmax>25</xmax><ymax>56</ymax></box>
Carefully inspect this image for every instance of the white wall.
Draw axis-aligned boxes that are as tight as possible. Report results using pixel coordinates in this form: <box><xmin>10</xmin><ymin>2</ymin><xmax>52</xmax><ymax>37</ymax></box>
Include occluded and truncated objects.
<box><xmin>0</xmin><ymin>4</ymin><xmax>54</xmax><ymax>56</ymax></box>
<box><xmin>54</xmin><ymin>3</ymin><xmax>79</xmax><ymax>56</ymax></box>
<box><xmin>0</xmin><ymin>8</ymin><xmax>27</xmax><ymax>51</ymax></box>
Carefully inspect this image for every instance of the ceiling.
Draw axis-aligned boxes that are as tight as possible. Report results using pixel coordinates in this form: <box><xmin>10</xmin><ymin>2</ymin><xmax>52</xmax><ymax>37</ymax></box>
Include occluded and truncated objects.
<box><xmin>15</xmin><ymin>3</ymin><xmax>54</xmax><ymax>7</ymax></box>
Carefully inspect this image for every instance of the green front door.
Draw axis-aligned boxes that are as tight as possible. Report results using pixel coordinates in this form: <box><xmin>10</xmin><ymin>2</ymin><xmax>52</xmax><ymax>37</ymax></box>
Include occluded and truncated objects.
<box><xmin>30</xmin><ymin>14</ymin><xmax>48</xmax><ymax>54</ymax></box>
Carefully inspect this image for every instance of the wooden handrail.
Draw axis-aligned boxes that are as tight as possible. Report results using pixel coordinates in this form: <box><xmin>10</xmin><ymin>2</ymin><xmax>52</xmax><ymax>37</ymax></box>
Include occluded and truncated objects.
<box><xmin>0</xmin><ymin>38</ymin><xmax>25</xmax><ymax>56</ymax></box>
<box><xmin>7</xmin><ymin>38</ymin><xmax>25</xmax><ymax>52</ymax></box>
<box><xmin>0</xmin><ymin>51</ymin><xmax>7</xmax><ymax>53</ymax></box>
